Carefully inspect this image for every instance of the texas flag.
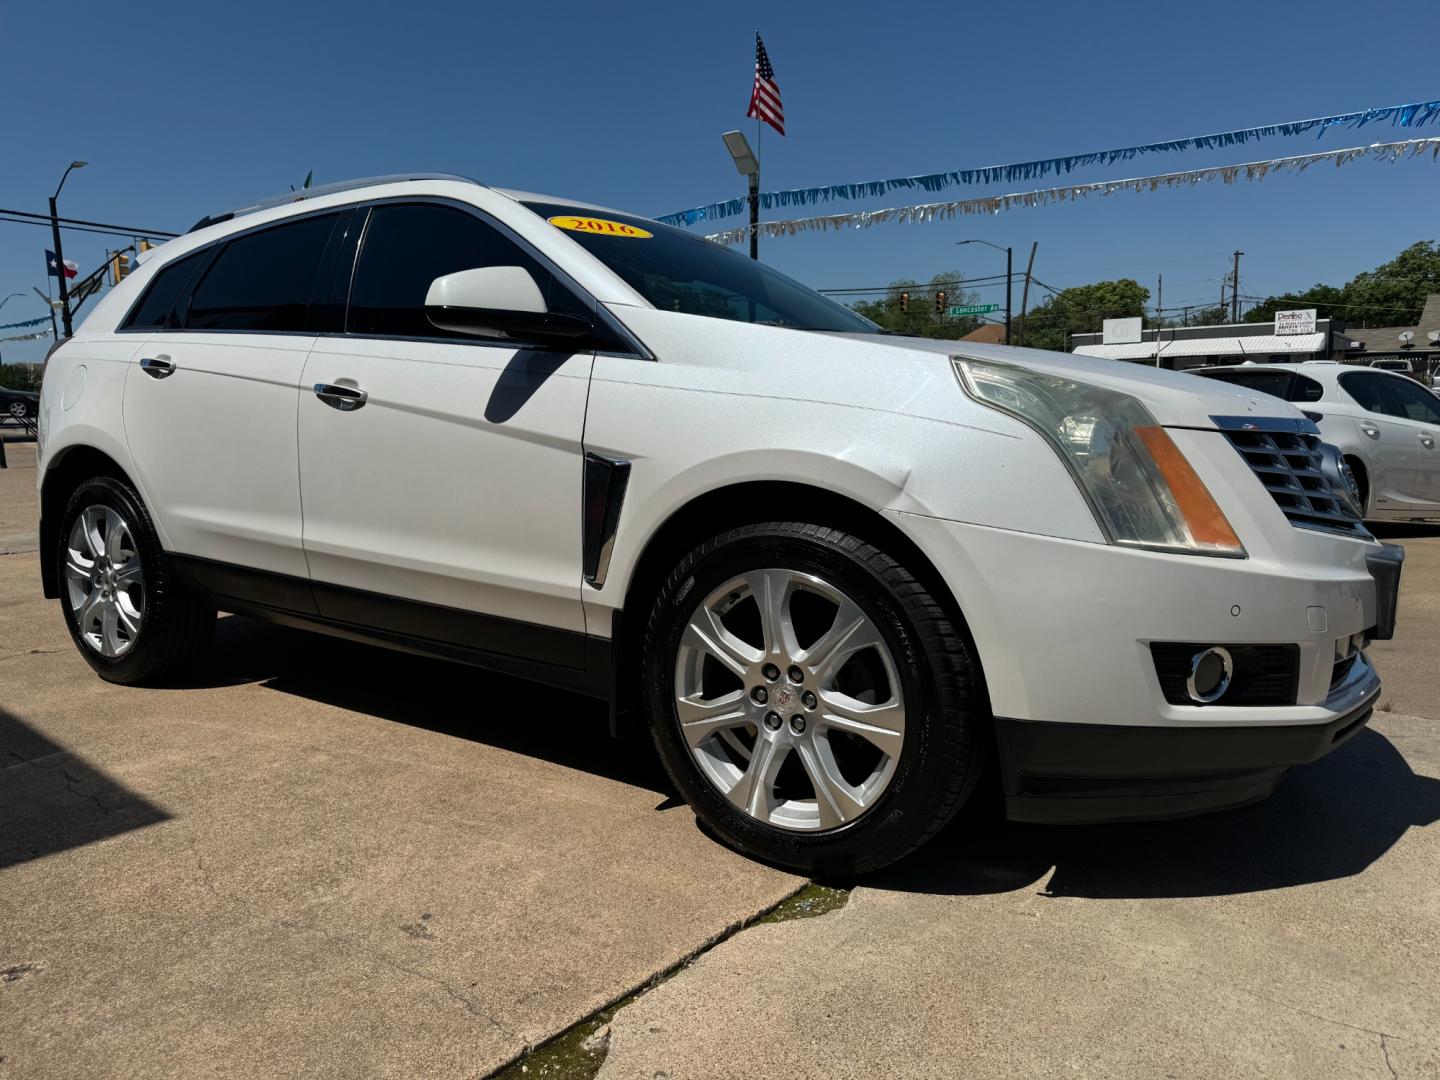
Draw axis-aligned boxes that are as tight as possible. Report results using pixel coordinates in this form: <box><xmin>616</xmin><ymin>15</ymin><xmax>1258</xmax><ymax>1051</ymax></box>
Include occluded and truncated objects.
<box><xmin>46</xmin><ymin>250</ymin><xmax>78</xmax><ymax>279</ymax></box>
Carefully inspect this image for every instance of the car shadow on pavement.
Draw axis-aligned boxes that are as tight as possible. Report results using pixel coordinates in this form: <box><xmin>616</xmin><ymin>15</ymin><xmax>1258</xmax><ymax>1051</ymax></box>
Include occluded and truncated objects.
<box><xmin>0</xmin><ymin>709</ymin><xmax>171</xmax><ymax>870</ymax></box>
<box><xmin>1369</xmin><ymin>521</ymin><xmax>1440</xmax><ymax>541</ymax></box>
<box><xmin>188</xmin><ymin>615</ymin><xmax>673</xmax><ymax>796</ymax></box>
<box><xmin>870</xmin><ymin>727</ymin><xmax>1440</xmax><ymax>900</ymax></box>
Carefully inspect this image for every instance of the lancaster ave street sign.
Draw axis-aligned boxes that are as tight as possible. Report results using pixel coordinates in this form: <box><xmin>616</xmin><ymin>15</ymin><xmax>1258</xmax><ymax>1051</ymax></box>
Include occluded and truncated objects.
<box><xmin>948</xmin><ymin>304</ymin><xmax>1000</xmax><ymax>316</ymax></box>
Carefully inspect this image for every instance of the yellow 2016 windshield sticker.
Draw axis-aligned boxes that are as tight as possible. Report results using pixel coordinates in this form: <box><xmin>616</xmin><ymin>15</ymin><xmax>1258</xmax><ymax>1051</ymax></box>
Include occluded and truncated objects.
<box><xmin>548</xmin><ymin>215</ymin><xmax>653</xmax><ymax>239</ymax></box>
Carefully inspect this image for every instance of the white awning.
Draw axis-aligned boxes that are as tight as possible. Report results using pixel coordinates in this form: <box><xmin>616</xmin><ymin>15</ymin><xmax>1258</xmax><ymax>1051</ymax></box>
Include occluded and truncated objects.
<box><xmin>1074</xmin><ymin>332</ymin><xmax>1327</xmax><ymax>361</ymax></box>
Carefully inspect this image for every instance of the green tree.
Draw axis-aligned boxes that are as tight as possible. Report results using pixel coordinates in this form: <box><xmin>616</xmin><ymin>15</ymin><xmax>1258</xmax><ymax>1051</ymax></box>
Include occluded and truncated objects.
<box><xmin>1020</xmin><ymin>279</ymin><xmax>1150</xmax><ymax>352</ymax></box>
<box><xmin>1339</xmin><ymin>241</ymin><xmax>1440</xmax><ymax>326</ymax></box>
<box><xmin>0</xmin><ymin>363</ymin><xmax>42</xmax><ymax>392</ymax></box>
<box><xmin>1240</xmin><ymin>240</ymin><xmax>1440</xmax><ymax>327</ymax></box>
<box><xmin>1241</xmin><ymin>285</ymin><xmax>1345</xmax><ymax>324</ymax></box>
<box><xmin>850</xmin><ymin>271</ymin><xmax>982</xmax><ymax>340</ymax></box>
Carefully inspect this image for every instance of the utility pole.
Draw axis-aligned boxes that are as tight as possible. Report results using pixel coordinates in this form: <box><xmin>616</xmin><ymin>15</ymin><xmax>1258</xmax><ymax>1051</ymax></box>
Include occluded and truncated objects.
<box><xmin>1156</xmin><ymin>274</ymin><xmax>1163</xmax><ymax>326</ymax></box>
<box><xmin>49</xmin><ymin>161</ymin><xmax>88</xmax><ymax>338</ymax></box>
<box><xmin>1230</xmin><ymin>250</ymin><xmax>1243</xmax><ymax>323</ymax></box>
<box><xmin>1017</xmin><ymin>241</ymin><xmax>1038</xmax><ymax>347</ymax></box>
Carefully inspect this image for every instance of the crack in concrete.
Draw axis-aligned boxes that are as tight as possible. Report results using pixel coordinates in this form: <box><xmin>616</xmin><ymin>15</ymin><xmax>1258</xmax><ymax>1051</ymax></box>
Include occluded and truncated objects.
<box><xmin>58</xmin><ymin>767</ymin><xmax>111</xmax><ymax>815</ymax></box>
<box><xmin>375</xmin><ymin>955</ymin><xmax>522</xmax><ymax>1045</ymax></box>
<box><xmin>1381</xmin><ymin>1034</ymin><xmax>1399</xmax><ymax>1079</ymax></box>
<box><xmin>0</xmin><ymin>648</ymin><xmax>64</xmax><ymax>663</ymax></box>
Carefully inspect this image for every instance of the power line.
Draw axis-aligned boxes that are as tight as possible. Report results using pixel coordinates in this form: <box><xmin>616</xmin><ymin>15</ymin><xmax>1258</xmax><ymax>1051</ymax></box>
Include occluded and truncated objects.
<box><xmin>819</xmin><ymin>272</ymin><xmax>1012</xmax><ymax>296</ymax></box>
<box><xmin>0</xmin><ymin>214</ymin><xmax>172</xmax><ymax>242</ymax></box>
<box><xmin>0</xmin><ymin>206</ymin><xmax>178</xmax><ymax>239</ymax></box>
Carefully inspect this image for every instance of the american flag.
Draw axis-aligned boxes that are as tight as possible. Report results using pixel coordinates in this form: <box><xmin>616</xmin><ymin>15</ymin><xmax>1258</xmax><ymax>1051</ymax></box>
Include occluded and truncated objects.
<box><xmin>746</xmin><ymin>32</ymin><xmax>784</xmax><ymax>136</ymax></box>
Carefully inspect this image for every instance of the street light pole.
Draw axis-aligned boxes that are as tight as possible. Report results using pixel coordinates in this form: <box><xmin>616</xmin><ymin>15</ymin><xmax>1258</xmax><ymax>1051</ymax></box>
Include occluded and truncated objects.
<box><xmin>49</xmin><ymin>161</ymin><xmax>88</xmax><ymax>338</ymax></box>
<box><xmin>722</xmin><ymin>131</ymin><xmax>761</xmax><ymax>261</ymax></box>
<box><xmin>956</xmin><ymin>239</ymin><xmax>1013</xmax><ymax>345</ymax></box>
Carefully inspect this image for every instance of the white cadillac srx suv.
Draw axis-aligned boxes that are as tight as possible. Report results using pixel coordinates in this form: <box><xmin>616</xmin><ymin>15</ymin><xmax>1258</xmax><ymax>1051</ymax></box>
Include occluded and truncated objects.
<box><xmin>36</xmin><ymin>175</ymin><xmax>1402</xmax><ymax>874</ymax></box>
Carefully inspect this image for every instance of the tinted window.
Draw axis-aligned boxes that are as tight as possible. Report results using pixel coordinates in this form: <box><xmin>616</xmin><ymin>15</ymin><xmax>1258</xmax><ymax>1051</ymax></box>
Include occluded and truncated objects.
<box><xmin>522</xmin><ymin>201</ymin><xmax>878</xmax><ymax>333</ymax></box>
<box><xmin>1383</xmin><ymin>375</ymin><xmax>1440</xmax><ymax>424</ymax></box>
<box><xmin>348</xmin><ymin>203</ymin><xmax>588</xmax><ymax>339</ymax></box>
<box><xmin>1339</xmin><ymin>371</ymin><xmax>1389</xmax><ymax>414</ymax></box>
<box><xmin>185</xmin><ymin>213</ymin><xmax>338</xmax><ymax>332</ymax></box>
<box><xmin>123</xmin><ymin>250</ymin><xmax>207</xmax><ymax>329</ymax></box>
<box><xmin>1197</xmin><ymin>368</ymin><xmax>1324</xmax><ymax>403</ymax></box>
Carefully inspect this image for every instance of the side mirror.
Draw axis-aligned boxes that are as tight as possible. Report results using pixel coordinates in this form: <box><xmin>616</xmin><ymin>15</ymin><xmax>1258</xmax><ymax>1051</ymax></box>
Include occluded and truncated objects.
<box><xmin>424</xmin><ymin>266</ymin><xmax>591</xmax><ymax>347</ymax></box>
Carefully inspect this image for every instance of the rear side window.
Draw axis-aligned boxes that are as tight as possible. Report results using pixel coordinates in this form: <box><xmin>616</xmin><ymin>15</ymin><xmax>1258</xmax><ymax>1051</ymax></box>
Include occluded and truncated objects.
<box><xmin>1197</xmin><ymin>368</ymin><xmax>1324</xmax><ymax>403</ymax></box>
<box><xmin>347</xmin><ymin>203</ymin><xmax>587</xmax><ymax>339</ymax></box>
<box><xmin>122</xmin><ymin>250</ymin><xmax>207</xmax><ymax>330</ymax></box>
<box><xmin>1338</xmin><ymin>371</ymin><xmax>1389</xmax><ymax>414</ymax></box>
<box><xmin>1383</xmin><ymin>375</ymin><xmax>1440</xmax><ymax>424</ymax></box>
<box><xmin>184</xmin><ymin>213</ymin><xmax>338</xmax><ymax>332</ymax></box>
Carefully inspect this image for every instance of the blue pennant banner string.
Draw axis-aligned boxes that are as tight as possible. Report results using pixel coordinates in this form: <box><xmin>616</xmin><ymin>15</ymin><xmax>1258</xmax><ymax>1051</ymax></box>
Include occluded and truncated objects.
<box><xmin>0</xmin><ymin>314</ymin><xmax>52</xmax><ymax>330</ymax></box>
<box><xmin>660</xmin><ymin>97</ymin><xmax>1440</xmax><ymax>227</ymax></box>
<box><xmin>701</xmin><ymin>138</ymin><xmax>1440</xmax><ymax>246</ymax></box>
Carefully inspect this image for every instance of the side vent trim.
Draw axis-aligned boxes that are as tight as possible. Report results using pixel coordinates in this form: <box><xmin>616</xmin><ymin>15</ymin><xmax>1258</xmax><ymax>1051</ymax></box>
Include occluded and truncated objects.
<box><xmin>583</xmin><ymin>453</ymin><xmax>632</xmax><ymax>588</ymax></box>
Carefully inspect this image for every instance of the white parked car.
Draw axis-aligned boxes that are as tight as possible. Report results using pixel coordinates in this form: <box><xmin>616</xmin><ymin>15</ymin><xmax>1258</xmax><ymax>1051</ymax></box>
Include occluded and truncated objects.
<box><xmin>1194</xmin><ymin>361</ymin><xmax>1440</xmax><ymax>521</ymax></box>
<box><xmin>36</xmin><ymin>176</ymin><xmax>1401</xmax><ymax>873</ymax></box>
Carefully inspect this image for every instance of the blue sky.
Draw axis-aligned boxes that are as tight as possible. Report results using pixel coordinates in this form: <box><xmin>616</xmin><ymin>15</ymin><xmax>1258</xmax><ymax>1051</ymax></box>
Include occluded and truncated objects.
<box><xmin>3</xmin><ymin>0</ymin><xmax>1439</xmax><ymax>363</ymax></box>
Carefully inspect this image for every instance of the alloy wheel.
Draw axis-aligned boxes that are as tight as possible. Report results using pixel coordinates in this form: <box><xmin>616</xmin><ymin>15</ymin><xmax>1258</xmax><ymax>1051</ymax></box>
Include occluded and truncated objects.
<box><xmin>674</xmin><ymin>568</ymin><xmax>906</xmax><ymax>832</ymax></box>
<box><xmin>64</xmin><ymin>505</ymin><xmax>146</xmax><ymax>657</ymax></box>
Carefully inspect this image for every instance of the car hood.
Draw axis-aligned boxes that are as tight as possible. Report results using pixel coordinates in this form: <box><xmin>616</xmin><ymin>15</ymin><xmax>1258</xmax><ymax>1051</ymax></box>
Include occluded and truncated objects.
<box><xmin>835</xmin><ymin>333</ymin><xmax>1301</xmax><ymax>428</ymax></box>
<box><xmin>607</xmin><ymin>306</ymin><xmax>1301</xmax><ymax>431</ymax></box>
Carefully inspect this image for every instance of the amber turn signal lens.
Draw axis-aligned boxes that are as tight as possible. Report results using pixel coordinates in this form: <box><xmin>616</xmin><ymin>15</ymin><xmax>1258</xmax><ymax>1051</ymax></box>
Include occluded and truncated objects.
<box><xmin>1134</xmin><ymin>426</ymin><xmax>1244</xmax><ymax>553</ymax></box>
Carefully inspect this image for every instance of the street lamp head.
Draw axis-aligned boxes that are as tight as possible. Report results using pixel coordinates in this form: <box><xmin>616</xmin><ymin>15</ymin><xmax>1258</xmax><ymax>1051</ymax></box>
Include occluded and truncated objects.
<box><xmin>71</xmin><ymin>161</ymin><xmax>88</xmax><ymax>169</ymax></box>
<box><xmin>721</xmin><ymin>130</ymin><xmax>759</xmax><ymax>177</ymax></box>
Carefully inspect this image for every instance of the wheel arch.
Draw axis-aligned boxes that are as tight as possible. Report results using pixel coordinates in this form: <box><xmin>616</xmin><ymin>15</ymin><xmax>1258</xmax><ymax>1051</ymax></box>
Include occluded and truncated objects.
<box><xmin>38</xmin><ymin>445</ymin><xmax>140</xmax><ymax>599</ymax></box>
<box><xmin>1341</xmin><ymin>453</ymin><xmax>1370</xmax><ymax>514</ymax></box>
<box><xmin>608</xmin><ymin>478</ymin><xmax>988</xmax><ymax>736</ymax></box>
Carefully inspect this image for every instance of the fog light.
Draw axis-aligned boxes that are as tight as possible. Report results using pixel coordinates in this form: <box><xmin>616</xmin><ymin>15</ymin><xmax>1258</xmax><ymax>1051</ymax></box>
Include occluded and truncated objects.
<box><xmin>1186</xmin><ymin>646</ymin><xmax>1233</xmax><ymax>704</ymax></box>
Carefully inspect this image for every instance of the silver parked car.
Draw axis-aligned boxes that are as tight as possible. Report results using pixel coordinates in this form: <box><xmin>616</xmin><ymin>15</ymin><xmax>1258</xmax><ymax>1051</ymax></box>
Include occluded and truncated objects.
<box><xmin>1194</xmin><ymin>361</ymin><xmax>1440</xmax><ymax>520</ymax></box>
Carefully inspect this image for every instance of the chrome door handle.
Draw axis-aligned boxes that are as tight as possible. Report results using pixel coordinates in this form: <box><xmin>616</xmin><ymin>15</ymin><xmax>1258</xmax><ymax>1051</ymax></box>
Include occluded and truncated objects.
<box><xmin>139</xmin><ymin>356</ymin><xmax>175</xmax><ymax>379</ymax></box>
<box><xmin>314</xmin><ymin>382</ymin><xmax>367</xmax><ymax>411</ymax></box>
<box><xmin>1361</xmin><ymin>425</ymin><xmax>1380</xmax><ymax>438</ymax></box>
<box><xmin>1422</xmin><ymin>434</ymin><xmax>1436</xmax><ymax>449</ymax></box>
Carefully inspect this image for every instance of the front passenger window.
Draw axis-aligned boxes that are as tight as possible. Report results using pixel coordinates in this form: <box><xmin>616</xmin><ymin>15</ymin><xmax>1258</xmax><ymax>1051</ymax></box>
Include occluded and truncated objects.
<box><xmin>347</xmin><ymin>203</ymin><xmax>587</xmax><ymax>339</ymax></box>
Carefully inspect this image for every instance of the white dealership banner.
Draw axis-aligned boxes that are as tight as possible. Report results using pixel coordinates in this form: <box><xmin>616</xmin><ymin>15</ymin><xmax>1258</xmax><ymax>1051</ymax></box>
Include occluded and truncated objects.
<box><xmin>1275</xmin><ymin>309</ymin><xmax>1317</xmax><ymax>335</ymax></box>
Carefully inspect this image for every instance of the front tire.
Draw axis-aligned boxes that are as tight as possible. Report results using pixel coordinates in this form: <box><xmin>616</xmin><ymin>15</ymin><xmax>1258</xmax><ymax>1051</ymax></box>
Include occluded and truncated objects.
<box><xmin>57</xmin><ymin>476</ymin><xmax>215</xmax><ymax>684</ymax></box>
<box><xmin>641</xmin><ymin>522</ymin><xmax>986</xmax><ymax>876</ymax></box>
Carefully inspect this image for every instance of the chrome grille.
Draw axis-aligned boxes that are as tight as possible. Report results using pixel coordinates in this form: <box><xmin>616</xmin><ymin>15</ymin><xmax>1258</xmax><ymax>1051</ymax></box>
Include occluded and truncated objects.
<box><xmin>1214</xmin><ymin>418</ymin><xmax>1370</xmax><ymax>539</ymax></box>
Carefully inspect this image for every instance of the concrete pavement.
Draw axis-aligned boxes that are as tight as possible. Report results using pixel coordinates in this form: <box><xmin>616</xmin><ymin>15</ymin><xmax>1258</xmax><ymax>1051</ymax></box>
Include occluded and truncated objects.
<box><xmin>4</xmin><ymin>444</ymin><xmax>1439</xmax><ymax>1079</ymax></box>
<box><xmin>596</xmin><ymin>528</ymin><xmax>1440</xmax><ymax>1080</ymax></box>
<box><xmin>598</xmin><ymin>709</ymin><xmax>1440</xmax><ymax>1079</ymax></box>
<box><xmin>0</xmin><ymin>545</ymin><xmax>801</xmax><ymax>1078</ymax></box>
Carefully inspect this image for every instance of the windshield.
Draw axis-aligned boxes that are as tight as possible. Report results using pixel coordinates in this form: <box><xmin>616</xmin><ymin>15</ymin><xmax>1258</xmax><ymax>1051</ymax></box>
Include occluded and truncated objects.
<box><xmin>523</xmin><ymin>201</ymin><xmax>878</xmax><ymax>333</ymax></box>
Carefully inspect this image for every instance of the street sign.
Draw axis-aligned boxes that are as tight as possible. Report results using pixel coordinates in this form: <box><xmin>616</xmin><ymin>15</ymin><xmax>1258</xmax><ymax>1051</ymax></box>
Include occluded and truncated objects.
<box><xmin>948</xmin><ymin>303</ymin><xmax>1000</xmax><ymax>317</ymax></box>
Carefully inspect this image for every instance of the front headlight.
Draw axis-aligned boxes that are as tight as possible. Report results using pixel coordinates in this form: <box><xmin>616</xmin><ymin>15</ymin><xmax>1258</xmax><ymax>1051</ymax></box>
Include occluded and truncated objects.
<box><xmin>954</xmin><ymin>357</ymin><xmax>1245</xmax><ymax>557</ymax></box>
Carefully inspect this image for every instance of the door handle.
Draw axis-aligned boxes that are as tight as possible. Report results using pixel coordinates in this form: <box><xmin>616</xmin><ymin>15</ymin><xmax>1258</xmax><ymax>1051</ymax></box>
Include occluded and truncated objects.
<box><xmin>1361</xmin><ymin>424</ymin><xmax>1380</xmax><ymax>439</ymax></box>
<box><xmin>1422</xmin><ymin>434</ymin><xmax>1436</xmax><ymax>449</ymax></box>
<box><xmin>139</xmin><ymin>356</ymin><xmax>176</xmax><ymax>380</ymax></box>
<box><xmin>314</xmin><ymin>382</ymin><xmax>367</xmax><ymax>411</ymax></box>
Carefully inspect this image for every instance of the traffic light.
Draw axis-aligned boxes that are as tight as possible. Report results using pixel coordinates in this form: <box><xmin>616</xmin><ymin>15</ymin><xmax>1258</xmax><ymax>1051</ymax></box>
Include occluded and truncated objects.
<box><xmin>935</xmin><ymin>290</ymin><xmax>947</xmax><ymax>314</ymax></box>
<box><xmin>899</xmin><ymin>290</ymin><xmax>909</xmax><ymax>313</ymax></box>
<box><xmin>109</xmin><ymin>252</ymin><xmax>131</xmax><ymax>286</ymax></box>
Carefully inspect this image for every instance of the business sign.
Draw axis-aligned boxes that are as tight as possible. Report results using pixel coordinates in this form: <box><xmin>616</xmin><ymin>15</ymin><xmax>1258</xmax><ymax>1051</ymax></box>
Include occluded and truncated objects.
<box><xmin>1275</xmin><ymin>308</ymin><xmax>1317</xmax><ymax>336</ymax></box>
<box><xmin>948</xmin><ymin>303</ymin><xmax>1000</xmax><ymax>317</ymax></box>
<box><xmin>1102</xmin><ymin>317</ymin><xmax>1143</xmax><ymax>344</ymax></box>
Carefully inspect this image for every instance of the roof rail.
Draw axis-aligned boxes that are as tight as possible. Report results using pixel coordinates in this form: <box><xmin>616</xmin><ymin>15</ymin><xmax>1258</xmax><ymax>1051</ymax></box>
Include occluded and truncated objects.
<box><xmin>186</xmin><ymin>173</ymin><xmax>480</xmax><ymax>233</ymax></box>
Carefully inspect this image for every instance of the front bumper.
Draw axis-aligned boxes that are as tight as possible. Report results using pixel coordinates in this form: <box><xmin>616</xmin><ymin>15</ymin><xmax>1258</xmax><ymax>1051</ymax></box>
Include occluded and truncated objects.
<box><xmin>994</xmin><ymin>653</ymin><xmax>1380</xmax><ymax>823</ymax></box>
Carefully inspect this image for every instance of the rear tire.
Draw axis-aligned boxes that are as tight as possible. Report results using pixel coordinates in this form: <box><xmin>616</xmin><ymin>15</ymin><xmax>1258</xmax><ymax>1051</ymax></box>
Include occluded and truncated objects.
<box><xmin>641</xmin><ymin>521</ymin><xmax>986</xmax><ymax>876</ymax></box>
<box><xmin>57</xmin><ymin>476</ymin><xmax>215</xmax><ymax>684</ymax></box>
